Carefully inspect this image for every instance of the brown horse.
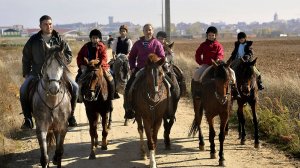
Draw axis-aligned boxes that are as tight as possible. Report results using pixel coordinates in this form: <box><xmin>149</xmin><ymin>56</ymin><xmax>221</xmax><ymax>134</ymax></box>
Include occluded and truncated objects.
<box><xmin>32</xmin><ymin>42</ymin><xmax>71</xmax><ymax>168</ymax></box>
<box><xmin>234</xmin><ymin>57</ymin><xmax>260</xmax><ymax>148</ymax></box>
<box><xmin>131</xmin><ymin>54</ymin><xmax>176</xmax><ymax>168</ymax></box>
<box><xmin>189</xmin><ymin>60</ymin><xmax>232</xmax><ymax>166</ymax></box>
<box><xmin>79</xmin><ymin>58</ymin><xmax>111</xmax><ymax>159</ymax></box>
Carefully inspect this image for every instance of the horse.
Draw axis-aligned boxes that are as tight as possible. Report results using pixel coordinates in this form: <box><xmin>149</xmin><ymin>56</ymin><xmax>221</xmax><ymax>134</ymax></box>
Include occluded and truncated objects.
<box><xmin>189</xmin><ymin>60</ymin><xmax>232</xmax><ymax>166</ymax></box>
<box><xmin>108</xmin><ymin>53</ymin><xmax>130</xmax><ymax>126</ymax></box>
<box><xmin>234</xmin><ymin>57</ymin><xmax>260</xmax><ymax>148</ymax></box>
<box><xmin>131</xmin><ymin>53</ymin><xmax>178</xmax><ymax>168</ymax></box>
<box><xmin>78</xmin><ymin>57</ymin><xmax>111</xmax><ymax>159</ymax></box>
<box><xmin>31</xmin><ymin>42</ymin><xmax>71</xmax><ymax>168</ymax></box>
<box><xmin>163</xmin><ymin>42</ymin><xmax>187</xmax><ymax>96</ymax></box>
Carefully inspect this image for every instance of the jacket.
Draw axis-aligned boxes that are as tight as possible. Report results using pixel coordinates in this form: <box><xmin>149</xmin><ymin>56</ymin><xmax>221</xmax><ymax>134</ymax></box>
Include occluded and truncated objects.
<box><xmin>77</xmin><ymin>41</ymin><xmax>110</xmax><ymax>71</ymax></box>
<box><xmin>228</xmin><ymin>40</ymin><xmax>253</xmax><ymax>61</ymax></box>
<box><xmin>129</xmin><ymin>37</ymin><xmax>165</xmax><ymax>70</ymax></box>
<box><xmin>22</xmin><ymin>30</ymin><xmax>72</xmax><ymax>77</ymax></box>
<box><xmin>195</xmin><ymin>39</ymin><xmax>224</xmax><ymax>66</ymax></box>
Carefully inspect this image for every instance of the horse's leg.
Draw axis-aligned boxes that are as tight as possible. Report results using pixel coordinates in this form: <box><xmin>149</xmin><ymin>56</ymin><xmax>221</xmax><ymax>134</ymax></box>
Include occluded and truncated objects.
<box><xmin>101</xmin><ymin>111</ymin><xmax>109</xmax><ymax>150</ymax></box>
<box><xmin>207</xmin><ymin>116</ymin><xmax>216</xmax><ymax>159</ymax></box>
<box><xmin>36</xmin><ymin>129</ymin><xmax>49</xmax><ymax>168</ymax></box>
<box><xmin>149</xmin><ymin>120</ymin><xmax>163</xmax><ymax>168</ymax></box>
<box><xmin>124</xmin><ymin>118</ymin><xmax>129</xmax><ymax>126</ymax></box>
<box><xmin>53</xmin><ymin>129</ymin><xmax>67</xmax><ymax>168</ymax></box>
<box><xmin>87</xmin><ymin>110</ymin><xmax>99</xmax><ymax>159</ymax></box>
<box><xmin>237</xmin><ymin>103</ymin><xmax>246</xmax><ymax>145</ymax></box>
<box><xmin>107</xmin><ymin>110</ymin><xmax>112</xmax><ymax>130</ymax></box>
<box><xmin>163</xmin><ymin>117</ymin><xmax>174</xmax><ymax>150</ymax></box>
<box><xmin>218</xmin><ymin>114</ymin><xmax>228</xmax><ymax>166</ymax></box>
<box><xmin>193</xmin><ymin>98</ymin><xmax>205</xmax><ymax>150</ymax></box>
<box><xmin>136</xmin><ymin>115</ymin><xmax>146</xmax><ymax>160</ymax></box>
<box><xmin>250</xmin><ymin>102</ymin><xmax>260</xmax><ymax>148</ymax></box>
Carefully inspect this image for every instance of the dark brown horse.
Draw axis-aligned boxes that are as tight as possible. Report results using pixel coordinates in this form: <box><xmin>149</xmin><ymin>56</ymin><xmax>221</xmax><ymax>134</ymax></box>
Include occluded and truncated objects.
<box><xmin>234</xmin><ymin>57</ymin><xmax>260</xmax><ymax>148</ymax></box>
<box><xmin>79</xmin><ymin>58</ymin><xmax>111</xmax><ymax>159</ymax></box>
<box><xmin>189</xmin><ymin>60</ymin><xmax>232</xmax><ymax>166</ymax></box>
<box><xmin>131</xmin><ymin>54</ymin><xmax>177</xmax><ymax>168</ymax></box>
<box><xmin>32</xmin><ymin>42</ymin><xmax>71</xmax><ymax>168</ymax></box>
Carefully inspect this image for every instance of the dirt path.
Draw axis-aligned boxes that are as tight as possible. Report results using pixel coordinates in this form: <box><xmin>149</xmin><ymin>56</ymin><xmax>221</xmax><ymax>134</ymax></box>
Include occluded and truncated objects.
<box><xmin>3</xmin><ymin>52</ymin><xmax>299</xmax><ymax>168</ymax></box>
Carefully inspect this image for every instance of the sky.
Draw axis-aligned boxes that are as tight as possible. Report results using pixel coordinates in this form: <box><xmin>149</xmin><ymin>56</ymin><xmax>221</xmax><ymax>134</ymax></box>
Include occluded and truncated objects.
<box><xmin>1</xmin><ymin>0</ymin><xmax>300</xmax><ymax>28</ymax></box>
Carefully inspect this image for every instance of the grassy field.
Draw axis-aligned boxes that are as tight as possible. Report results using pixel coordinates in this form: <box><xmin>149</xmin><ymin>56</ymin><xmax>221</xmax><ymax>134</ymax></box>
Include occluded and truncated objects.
<box><xmin>0</xmin><ymin>37</ymin><xmax>299</xmax><ymax>158</ymax></box>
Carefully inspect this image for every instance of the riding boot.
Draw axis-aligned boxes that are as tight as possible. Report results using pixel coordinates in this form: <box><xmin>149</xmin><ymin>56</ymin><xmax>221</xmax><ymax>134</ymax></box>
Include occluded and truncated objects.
<box><xmin>257</xmin><ymin>75</ymin><xmax>264</xmax><ymax>90</ymax></box>
<box><xmin>108</xmin><ymin>79</ymin><xmax>120</xmax><ymax>100</ymax></box>
<box><xmin>231</xmin><ymin>84</ymin><xmax>241</xmax><ymax>100</ymax></box>
<box><xmin>20</xmin><ymin>79</ymin><xmax>34</xmax><ymax>129</ymax></box>
<box><xmin>68</xmin><ymin>88</ymin><xmax>78</xmax><ymax>127</ymax></box>
<box><xmin>191</xmin><ymin>79</ymin><xmax>201</xmax><ymax>98</ymax></box>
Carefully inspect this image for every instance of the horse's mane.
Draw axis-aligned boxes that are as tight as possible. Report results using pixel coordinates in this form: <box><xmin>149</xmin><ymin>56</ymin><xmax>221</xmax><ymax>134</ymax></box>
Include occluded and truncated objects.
<box><xmin>148</xmin><ymin>53</ymin><xmax>161</xmax><ymax>63</ymax></box>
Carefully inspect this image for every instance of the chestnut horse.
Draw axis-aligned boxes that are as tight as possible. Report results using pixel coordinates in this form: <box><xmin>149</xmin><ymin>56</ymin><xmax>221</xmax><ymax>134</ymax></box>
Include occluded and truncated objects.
<box><xmin>234</xmin><ymin>57</ymin><xmax>260</xmax><ymax>148</ymax></box>
<box><xmin>131</xmin><ymin>54</ymin><xmax>177</xmax><ymax>168</ymax></box>
<box><xmin>189</xmin><ymin>60</ymin><xmax>232</xmax><ymax>166</ymax></box>
<box><xmin>32</xmin><ymin>42</ymin><xmax>71</xmax><ymax>168</ymax></box>
<box><xmin>79</xmin><ymin>58</ymin><xmax>111</xmax><ymax>159</ymax></box>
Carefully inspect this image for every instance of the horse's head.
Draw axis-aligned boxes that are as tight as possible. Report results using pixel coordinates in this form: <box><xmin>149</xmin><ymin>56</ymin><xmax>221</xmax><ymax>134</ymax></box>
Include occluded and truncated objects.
<box><xmin>212</xmin><ymin>59</ymin><xmax>231</xmax><ymax>104</ymax></box>
<box><xmin>236</xmin><ymin>57</ymin><xmax>257</xmax><ymax>96</ymax></box>
<box><xmin>145</xmin><ymin>53</ymin><xmax>165</xmax><ymax>94</ymax></box>
<box><xmin>42</xmin><ymin>42</ymin><xmax>68</xmax><ymax>95</ymax></box>
<box><xmin>81</xmin><ymin>58</ymin><xmax>107</xmax><ymax>101</ymax></box>
<box><xmin>113</xmin><ymin>54</ymin><xmax>130</xmax><ymax>90</ymax></box>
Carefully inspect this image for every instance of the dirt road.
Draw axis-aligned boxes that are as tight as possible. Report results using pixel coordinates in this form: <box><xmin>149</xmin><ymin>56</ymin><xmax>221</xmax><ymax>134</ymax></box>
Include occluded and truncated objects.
<box><xmin>4</xmin><ymin>54</ymin><xmax>299</xmax><ymax>168</ymax></box>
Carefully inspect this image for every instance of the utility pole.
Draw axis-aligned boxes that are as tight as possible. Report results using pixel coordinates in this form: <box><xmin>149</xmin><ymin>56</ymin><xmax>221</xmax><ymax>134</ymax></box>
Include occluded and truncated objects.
<box><xmin>165</xmin><ymin>0</ymin><xmax>170</xmax><ymax>41</ymax></box>
<box><xmin>161</xmin><ymin>0</ymin><xmax>164</xmax><ymax>31</ymax></box>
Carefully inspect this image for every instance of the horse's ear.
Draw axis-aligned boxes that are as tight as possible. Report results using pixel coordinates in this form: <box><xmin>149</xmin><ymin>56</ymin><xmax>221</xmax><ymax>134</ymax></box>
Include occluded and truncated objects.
<box><xmin>84</xmin><ymin>57</ymin><xmax>89</xmax><ymax>65</ymax></box>
<box><xmin>250</xmin><ymin>57</ymin><xmax>257</xmax><ymax>66</ymax></box>
<box><xmin>157</xmin><ymin>57</ymin><xmax>165</xmax><ymax>66</ymax></box>
<box><xmin>168</xmin><ymin>42</ymin><xmax>174</xmax><ymax>49</ymax></box>
<box><xmin>211</xmin><ymin>59</ymin><xmax>218</xmax><ymax>68</ymax></box>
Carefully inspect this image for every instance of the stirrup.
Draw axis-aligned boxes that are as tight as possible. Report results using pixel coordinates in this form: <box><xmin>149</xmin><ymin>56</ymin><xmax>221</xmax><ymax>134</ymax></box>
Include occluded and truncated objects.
<box><xmin>21</xmin><ymin>118</ymin><xmax>34</xmax><ymax>129</ymax></box>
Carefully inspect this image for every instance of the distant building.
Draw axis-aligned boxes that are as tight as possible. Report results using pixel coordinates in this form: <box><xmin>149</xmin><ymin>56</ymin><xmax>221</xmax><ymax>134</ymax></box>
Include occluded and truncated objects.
<box><xmin>109</xmin><ymin>16</ymin><xmax>114</xmax><ymax>25</ymax></box>
<box><xmin>274</xmin><ymin>13</ymin><xmax>278</xmax><ymax>22</ymax></box>
<box><xmin>2</xmin><ymin>28</ymin><xmax>21</xmax><ymax>37</ymax></box>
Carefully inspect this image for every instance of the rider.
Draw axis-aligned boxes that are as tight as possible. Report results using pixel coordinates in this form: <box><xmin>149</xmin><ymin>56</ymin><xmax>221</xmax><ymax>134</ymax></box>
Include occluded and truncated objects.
<box><xmin>76</xmin><ymin>29</ymin><xmax>119</xmax><ymax>105</ymax></box>
<box><xmin>124</xmin><ymin>24</ymin><xmax>165</xmax><ymax>119</ymax></box>
<box><xmin>192</xmin><ymin>26</ymin><xmax>241</xmax><ymax>99</ymax></box>
<box><xmin>20</xmin><ymin>15</ymin><xmax>78</xmax><ymax>129</ymax></box>
<box><xmin>111</xmin><ymin>25</ymin><xmax>133</xmax><ymax>58</ymax></box>
<box><xmin>227</xmin><ymin>32</ymin><xmax>264</xmax><ymax>90</ymax></box>
<box><xmin>107</xmin><ymin>35</ymin><xmax>114</xmax><ymax>49</ymax></box>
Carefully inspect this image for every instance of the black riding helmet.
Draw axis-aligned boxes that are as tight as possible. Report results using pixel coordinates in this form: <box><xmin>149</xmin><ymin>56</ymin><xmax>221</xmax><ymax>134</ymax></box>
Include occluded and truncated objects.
<box><xmin>156</xmin><ymin>31</ymin><xmax>167</xmax><ymax>38</ymax></box>
<box><xmin>237</xmin><ymin>32</ymin><xmax>247</xmax><ymax>40</ymax></box>
<box><xmin>89</xmin><ymin>29</ymin><xmax>102</xmax><ymax>40</ymax></box>
<box><xmin>206</xmin><ymin>26</ymin><xmax>218</xmax><ymax>34</ymax></box>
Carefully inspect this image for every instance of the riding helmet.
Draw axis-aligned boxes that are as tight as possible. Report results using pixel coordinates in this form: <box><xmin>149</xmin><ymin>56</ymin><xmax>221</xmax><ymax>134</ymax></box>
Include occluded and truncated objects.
<box><xmin>89</xmin><ymin>29</ymin><xmax>102</xmax><ymax>40</ymax></box>
<box><xmin>156</xmin><ymin>31</ymin><xmax>167</xmax><ymax>38</ymax></box>
<box><xmin>119</xmin><ymin>25</ymin><xmax>128</xmax><ymax>32</ymax></box>
<box><xmin>206</xmin><ymin>26</ymin><xmax>218</xmax><ymax>34</ymax></box>
<box><xmin>237</xmin><ymin>32</ymin><xmax>247</xmax><ymax>39</ymax></box>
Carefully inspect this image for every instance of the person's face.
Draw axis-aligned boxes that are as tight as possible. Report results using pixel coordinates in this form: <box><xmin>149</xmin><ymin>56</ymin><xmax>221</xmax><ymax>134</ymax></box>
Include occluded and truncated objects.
<box><xmin>157</xmin><ymin>36</ymin><xmax>166</xmax><ymax>44</ymax></box>
<box><xmin>40</xmin><ymin>19</ymin><xmax>53</xmax><ymax>35</ymax></box>
<box><xmin>91</xmin><ymin>36</ymin><xmax>100</xmax><ymax>44</ymax></box>
<box><xmin>207</xmin><ymin>32</ymin><xmax>216</xmax><ymax>41</ymax></box>
<box><xmin>119</xmin><ymin>29</ymin><xmax>127</xmax><ymax>37</ymax></box>
<box><xmin>143</xmin><ymin>25</ymin><xmax>154</xmax><ymax>39</ymax></box>
<box><xmin>239</xmin><ymin>38</ymin><xmax>246</xmax><ymax>43</ymax></box>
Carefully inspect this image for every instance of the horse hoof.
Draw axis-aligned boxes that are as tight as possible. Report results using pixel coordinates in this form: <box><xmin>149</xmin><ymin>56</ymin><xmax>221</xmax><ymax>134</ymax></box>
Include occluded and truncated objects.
<box><xmin>241</xmin><ymin>140</ymin><xmax>246</xmax><ymax>145</ymax></box>
<box><xmin>199</xmin><ymin>145</ymin><xmax>205</xmax><ymax>151</ymax></box>
<box><xmin>210</xmin><ymin>153</ymin><xmax>216</xmax><ymax>159</ymax></box>
<box><xmin>254</xmin><ymin>143</ymin><xmax>260</xmax><ymax>148</ymax></box>
<box><xmin>89</xmin><ymin>154</ymin><xmax>96</xmax><ymax>160</ymax></box>
<box><xmin>107</xmin><ymin>125</ymin><xmax>111</xmax><ymax>130</ymax></box>
<box><xmin>124</xmin><ymin>121</ymin><xmax>128</xmax><ymax>126</ymax></box>
<box><xmin>219</xmin><ymin>160</ymin><xmax>225</xmax><ymax>167</ymax></box>
<box><xmin>52</xmin><ymin>155</ymin><xmax>58</xmax><ymax>165</ymax></box>
<box><xmin>101</xmin><ymin>145</ymin><xmax>108</xmax><ymax>150</ymax></box>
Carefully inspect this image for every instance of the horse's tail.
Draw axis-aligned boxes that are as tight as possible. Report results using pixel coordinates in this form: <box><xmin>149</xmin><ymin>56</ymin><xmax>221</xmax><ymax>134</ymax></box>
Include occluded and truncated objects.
<box><xmin>188</xmin><ymin>119</ymin><xmax>199</xmax><ymax>137</ymax></box>
<box><xmin>47</xmin><ymin>130</ymin><xmax>56</xmax><ymax>149</ymax></box>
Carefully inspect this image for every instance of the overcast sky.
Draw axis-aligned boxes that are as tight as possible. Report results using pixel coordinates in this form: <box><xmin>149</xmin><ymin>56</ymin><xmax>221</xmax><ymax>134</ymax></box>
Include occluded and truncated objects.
<box><xmin>1</xmin><ymin>0</ymin><xmax>300</xmax><ymax>28</ymax></box>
